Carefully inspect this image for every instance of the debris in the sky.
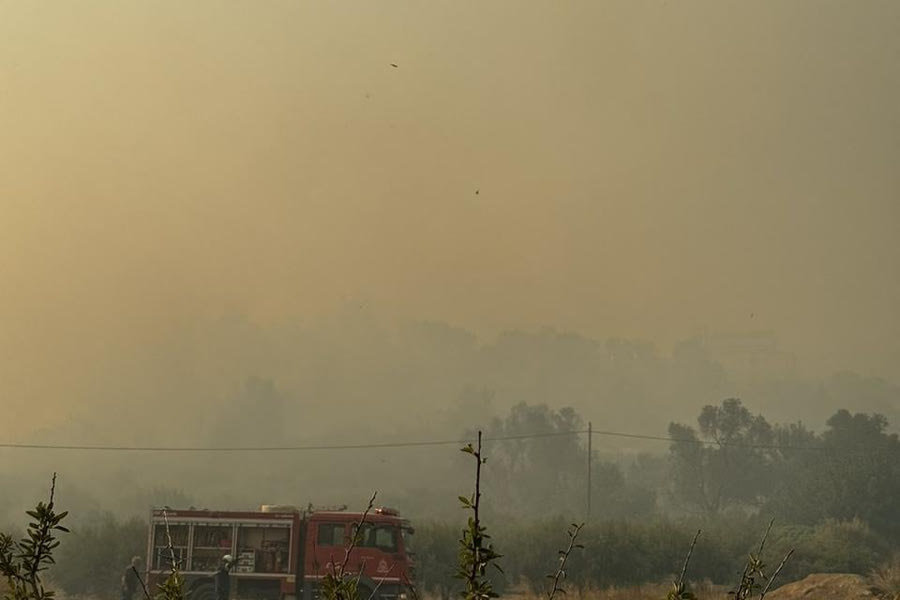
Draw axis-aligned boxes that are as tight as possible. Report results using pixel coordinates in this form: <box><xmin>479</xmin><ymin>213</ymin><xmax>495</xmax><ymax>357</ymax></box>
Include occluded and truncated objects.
<box><xmin>390</xmin><ymin>63</ymin><xmax>398</xmax><ymax>68</ymax></box>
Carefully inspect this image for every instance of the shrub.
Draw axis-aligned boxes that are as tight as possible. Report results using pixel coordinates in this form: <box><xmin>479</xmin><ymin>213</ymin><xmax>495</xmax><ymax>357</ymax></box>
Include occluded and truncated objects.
<box><xmin>765</xmin><ymin>518</ymin><xmax>889</xmax><ymax>581</ymax></box>
<box><xmin>50</xmin><ymin>512</ymin><xmax>145</xmax><ymax>598</ymax></box>
<box><xmin>0</xmin><ymin>475</ymin><xmax>69</xmax><ymax>600</ymax></box>
<box><xmin>412</xmin><ymin>521</ymin><xmax>458</xmax><ymax>600</ymax></box>
<box><xmin>493</xmin><ymin>518</ymin><xmax>742</xmax><ymax>592</ymax></box>
<box><xmin>869</xmin><ymin>554</ymin><xmax>900</xmax><ymax>600</ymax></box>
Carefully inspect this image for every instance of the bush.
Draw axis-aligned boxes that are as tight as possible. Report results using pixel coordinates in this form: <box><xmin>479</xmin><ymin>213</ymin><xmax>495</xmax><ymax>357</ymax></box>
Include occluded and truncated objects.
<box><xmin>413</xmin><ymin>521</ymin><xmax>458</xmax><ymax>600</ymax></box>
<box><xmin>485</xmin><ymin>517</ymin><xmax>743</xmax><ymax>592</ymax></box>
<box><xmin>765</xmin><ymin>518</ymin><xmax>889</xmax><ymax>582</ymax></box>
<box><xmin>414</xmin><ymin>513</ymin><xmax>893</xmax><ymax>594</ymax></box>
<box><xmin>50</xmin><ymin>512</ymin><xmax>146</xmax><ymax>598</ymax></box>
<box><xmin>869</xmin><ymin>554</ymin><xmax>900</xmax><ymax>600</ymax></box>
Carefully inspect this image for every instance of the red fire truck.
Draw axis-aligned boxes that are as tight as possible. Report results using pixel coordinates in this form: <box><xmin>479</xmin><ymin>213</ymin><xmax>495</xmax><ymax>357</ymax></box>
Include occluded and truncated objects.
<box><xmin>146</xmin><ymin>505</ymin><xmax>415</xmax><ymax>600</ymax></box>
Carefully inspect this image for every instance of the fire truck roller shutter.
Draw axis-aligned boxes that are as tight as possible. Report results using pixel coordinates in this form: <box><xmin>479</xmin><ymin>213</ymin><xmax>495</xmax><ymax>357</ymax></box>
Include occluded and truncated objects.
<box><xmin>355</xmin><ymin>577</ymin><xmax>403</xmax><ymax>600</ymax></box>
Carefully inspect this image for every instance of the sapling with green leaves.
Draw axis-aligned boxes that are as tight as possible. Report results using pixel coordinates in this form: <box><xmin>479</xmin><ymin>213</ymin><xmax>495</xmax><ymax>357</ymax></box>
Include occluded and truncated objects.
<box><xmin>456</xmin><ymin>431</ymin><xmax>502</xmax><ymax>600</ymax></box>
<box><xmin>730</xmin><ymin>519</ymin><xmax>793</xmax><ymax>600</ymax></box>
<box><xmin>667</xmin><ymin>529</ymin><xmax>701</xmax><ymax>600</ymax></box>
<box><xmin>150</xmin><ymin>510</ymin><xmax>187</xmax><ymax>600</ymax></box>
<box><xmin>545</xmin><ymin>522</ymin><xmax>584</xmax><ymax>600</ymax></box>
<box><xmin>0</xmin><ymin>474</ymin><xmax>69</xmax><ymax>600</ymax></box>
<box><xmin>321</xmin><ymin>492</ymin><xmax>378</xmax><ymax>600</ymax></box>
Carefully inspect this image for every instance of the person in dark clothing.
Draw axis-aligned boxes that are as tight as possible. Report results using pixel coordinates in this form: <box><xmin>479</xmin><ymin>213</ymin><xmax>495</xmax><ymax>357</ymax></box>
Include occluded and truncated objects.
<box><xmin>121</xmin><ymin>556</ymin><xmax>142</xmax><ymax>600</ymax></box>
<box><xmin>214</xmin><ymin>555</ymin><xmax>234</xmax><ymax>600</ymax></box>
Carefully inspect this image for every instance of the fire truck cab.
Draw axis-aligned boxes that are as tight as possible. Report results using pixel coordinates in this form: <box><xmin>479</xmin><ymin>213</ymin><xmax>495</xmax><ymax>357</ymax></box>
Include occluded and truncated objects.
<box><xmin>146</xmin><ymin>506</ymin><xmax>415</xmax><ymax>600</ymax></box>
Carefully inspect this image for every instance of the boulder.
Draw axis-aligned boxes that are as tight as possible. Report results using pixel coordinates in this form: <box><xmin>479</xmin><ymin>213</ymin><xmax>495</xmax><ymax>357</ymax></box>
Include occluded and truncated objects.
<box><xmin>766</xmin><ymin>573</ymin><xmax>879</xmax><ymax>600</ymax></box>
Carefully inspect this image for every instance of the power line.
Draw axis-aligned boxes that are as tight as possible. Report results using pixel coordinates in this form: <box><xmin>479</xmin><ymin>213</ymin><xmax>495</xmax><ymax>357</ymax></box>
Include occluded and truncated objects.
<box><xmin>0</xmin><ymin>439</ymin><xmax>459</xmax><ymax>452</ymax></box>
<box><xmin>0</xmin><ymin>428</ymin><xmax>834</xmax><ymax>453</ymax></box>
<box><xmin>590</xmin><ymin>429</ymin><xmax>827</xmax><ymax>451</ymax></box>
<box><xmin>0</xmin><ymin>430</ymin><xmax>581</xmax><ymax>452</ymax></box>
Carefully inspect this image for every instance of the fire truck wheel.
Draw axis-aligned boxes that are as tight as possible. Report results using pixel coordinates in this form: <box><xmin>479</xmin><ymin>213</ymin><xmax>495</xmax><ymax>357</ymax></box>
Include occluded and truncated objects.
<box><xmin>357</xmin><ymin>585</ymin><xmax>374</xmax><ymax>600</ymax></box>
<box><xmin>191</xmin><ymin>582</ymin><xmax>216</xmax><ymax>600</ymax></box>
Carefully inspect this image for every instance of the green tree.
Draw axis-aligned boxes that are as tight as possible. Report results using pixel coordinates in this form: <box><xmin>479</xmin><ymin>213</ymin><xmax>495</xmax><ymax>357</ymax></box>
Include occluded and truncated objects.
<box><xmin>768</xmin><ymin>410</ymin><xmax>900</xmax><ymax>541</ymax></box>
<box><xmin>479</xmin><ymin>403</ymin><xmax>600</xmax><ymax>517</ymax></box>
<box><xmin>668</xmin><ymin>399</ymin><xmax>774</xmax><ymax>516</ymax></box>
<box><xmin>760</xmin><ymin>421</ymin><xmax>821</xmax><ymax>523</ymax></box>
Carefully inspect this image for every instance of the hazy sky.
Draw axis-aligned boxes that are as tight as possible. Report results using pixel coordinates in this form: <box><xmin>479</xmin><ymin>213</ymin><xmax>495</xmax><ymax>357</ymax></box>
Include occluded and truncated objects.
<box><xmin>1</xmin><ymin>1</ymin><xmax>898</xmax><ymax>429</ymax></box>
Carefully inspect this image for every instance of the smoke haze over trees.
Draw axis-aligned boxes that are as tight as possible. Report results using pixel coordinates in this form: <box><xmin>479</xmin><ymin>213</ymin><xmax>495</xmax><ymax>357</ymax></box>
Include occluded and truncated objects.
<box><xmin>2</xmin><ymin>312</ymin><xmax>899</xmax><ymax>528</ymax></box>
<box><xmin>2</xmin><ymin>313</ymin><xmax>899</xmax><ymax>596</ymax></box>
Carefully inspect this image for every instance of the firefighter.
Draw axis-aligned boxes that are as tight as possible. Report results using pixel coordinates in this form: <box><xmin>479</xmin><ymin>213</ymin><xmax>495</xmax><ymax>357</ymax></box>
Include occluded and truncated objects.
<box><xmin>214</xmin><ymin>555</ymin><xmax>234</xmax><ymax>600</ymax></box>
<box><xmin>120</xmin><ymin>556</ymin><xmax>142</xmax><ymax>600</ymax></box>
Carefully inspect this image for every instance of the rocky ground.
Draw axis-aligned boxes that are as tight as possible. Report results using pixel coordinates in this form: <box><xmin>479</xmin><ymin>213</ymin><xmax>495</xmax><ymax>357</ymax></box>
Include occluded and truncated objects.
<box><xmin>767</xmin><ymin>574</ymin><xmax>883</xmax><ymax>600</ymax></box>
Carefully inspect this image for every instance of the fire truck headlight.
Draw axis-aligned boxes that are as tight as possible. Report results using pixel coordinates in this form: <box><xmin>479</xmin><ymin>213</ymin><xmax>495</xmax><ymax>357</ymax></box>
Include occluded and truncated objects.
<box><xmin>399</xmin><ymin>593</ymin><xmax>407</xmax><ymax>600</ymax></box>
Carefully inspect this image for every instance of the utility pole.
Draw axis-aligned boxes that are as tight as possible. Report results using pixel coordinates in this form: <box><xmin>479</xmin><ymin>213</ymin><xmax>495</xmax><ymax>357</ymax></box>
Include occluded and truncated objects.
<box><xmin>587</xmin><ymin>421</ymin><xmax>592</xmax><ymax>521</ymax></box>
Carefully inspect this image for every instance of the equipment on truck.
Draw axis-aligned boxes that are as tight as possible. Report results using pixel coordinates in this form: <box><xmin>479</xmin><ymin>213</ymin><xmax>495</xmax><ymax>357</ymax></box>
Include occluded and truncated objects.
<box><xmin>145</xmin><ymin>505</ymin><xmax>415</xmax><ymax>600</ymax></box>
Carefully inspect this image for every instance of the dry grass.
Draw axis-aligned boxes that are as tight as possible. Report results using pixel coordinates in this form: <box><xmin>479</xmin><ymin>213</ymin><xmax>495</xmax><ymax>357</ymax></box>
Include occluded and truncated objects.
<box><xmin>490</xmin><ymin>580</ymin><xmax>728</xmax><ymax>600</ymax></box>
<box><xmin>869</xmin><ymin>555</ymin><xmax>900</xmax><ymax>600</ymax></box>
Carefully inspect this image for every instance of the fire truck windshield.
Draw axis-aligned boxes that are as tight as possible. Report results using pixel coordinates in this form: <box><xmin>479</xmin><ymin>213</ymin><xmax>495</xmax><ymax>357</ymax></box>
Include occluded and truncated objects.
<box><xmin>353</xmin><ymin>523</ymin><xmax>398</xmax><ymax>552</ymax></box>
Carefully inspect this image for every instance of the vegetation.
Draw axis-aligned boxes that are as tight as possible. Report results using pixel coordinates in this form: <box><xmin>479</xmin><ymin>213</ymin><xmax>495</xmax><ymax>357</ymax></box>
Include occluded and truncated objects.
<box><xmin>546</xmin><ymin>522</ymin><xmax>584</xmax><ymax>600</ymax></box>
<box><xmin>667</xmin><ymin>399</ymin><xmax>775</xmax><ymax>516</ymax></box>
<box><xmin>669</xmin><ymin>400</ymin><xmax>900</xmax><ymax>544</ymax></box>
<box><xmin>406</xmin><ymin>514</ymin><xmax>900</xmax><ymax>597</ymax></box>
<box><xmin>0</xmin><ymin>475</ymin><xmax>69</xmax><ymax>600</ymax></box>
<box><xmin>10</xmin><ymin>398</ymin><xmax>900</xmax><ymax>600</ymax></box>
<box><xmin>869</xmin><ymin>555</ymin><xmax>900</xmax><ymax>600</ymax></box>
<box><xmin>456</xmin><ymin>432</ymin><xmax>503</xmax><ymax>600</ymax></box>
<box><xmin>666</xmin><ymin>529</ymin><xmax>700</xmax><ymax>600</ymax></box>
<box><xmin>728</xmin><ymin>521</ymin><xmax>792</xmax><ymax>600</ymax></box>
<box><xmin>154</xmin><ymin>510</ymin><xmax>187</xmax><ymax>600</ymax></box>
<box><xmin>53</xmin><ymin>512</ymin><xmax>144</xmax><ymax>597</ymax></box>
